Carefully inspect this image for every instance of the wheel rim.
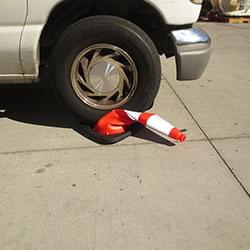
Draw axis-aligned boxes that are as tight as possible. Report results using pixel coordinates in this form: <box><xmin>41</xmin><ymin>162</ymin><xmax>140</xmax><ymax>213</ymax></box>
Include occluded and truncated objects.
<box><xmin>71</xmin><ymin>44</ymin><xmax>138</xmax><ymax>110</ymax></box>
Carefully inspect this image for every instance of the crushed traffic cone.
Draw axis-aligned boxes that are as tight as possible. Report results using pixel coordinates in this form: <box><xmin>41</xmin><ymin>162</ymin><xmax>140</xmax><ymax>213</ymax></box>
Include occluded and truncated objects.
<box><xmin>94</xmin><ymin>109</ymin><xmax>135</xmax><ymax>136</ymax></box>
<box><xmin>94</xmin><ymin>109</ymin><xmax>187</xmax><ymax>142</ymax></box>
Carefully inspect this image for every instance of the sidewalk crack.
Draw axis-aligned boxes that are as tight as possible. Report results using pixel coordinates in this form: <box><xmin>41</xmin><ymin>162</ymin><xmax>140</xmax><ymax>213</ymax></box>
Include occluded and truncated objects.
<box><xmin>162</xmin><ymin>74</ymin><xmax>250</xmax><ymax>199</ymax></box>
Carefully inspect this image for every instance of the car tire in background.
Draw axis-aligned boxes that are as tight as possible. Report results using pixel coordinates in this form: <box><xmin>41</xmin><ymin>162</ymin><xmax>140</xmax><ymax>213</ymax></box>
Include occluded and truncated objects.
<box><xmin>51</xmin><ymin>15</ymin><xmax>161</xmax><ymax>124</ymax></box>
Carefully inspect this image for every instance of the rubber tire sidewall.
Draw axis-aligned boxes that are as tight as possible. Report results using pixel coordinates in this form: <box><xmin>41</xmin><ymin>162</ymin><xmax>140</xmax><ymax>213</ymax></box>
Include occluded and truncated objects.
<box><xmin>51</xmin><ymin>15</ymin><xmax>161</xmax><ymax>124</ymax></box>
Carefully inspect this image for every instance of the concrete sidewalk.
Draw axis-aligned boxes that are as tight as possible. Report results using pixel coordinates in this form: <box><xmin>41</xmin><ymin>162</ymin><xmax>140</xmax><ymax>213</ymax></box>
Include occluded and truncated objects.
<box><xmin>0</xmin><ymin>23</ymin><xmax>250</xmax><ymax>250</ymax></box>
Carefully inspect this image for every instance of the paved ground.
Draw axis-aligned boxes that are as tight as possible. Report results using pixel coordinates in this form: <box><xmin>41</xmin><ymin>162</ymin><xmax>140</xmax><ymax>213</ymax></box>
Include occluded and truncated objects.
<box><xmin>0</xmin><ymin>23</ymin><xmax>250</xmax><ymax>250</ymax></box>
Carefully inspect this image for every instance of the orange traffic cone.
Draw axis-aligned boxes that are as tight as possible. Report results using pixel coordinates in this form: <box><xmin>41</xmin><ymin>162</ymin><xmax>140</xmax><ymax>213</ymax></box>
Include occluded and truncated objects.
<box><xmin>94</xmin><ymin>109</ymin><xmax>187</xmax><ymax>142</ymax></box>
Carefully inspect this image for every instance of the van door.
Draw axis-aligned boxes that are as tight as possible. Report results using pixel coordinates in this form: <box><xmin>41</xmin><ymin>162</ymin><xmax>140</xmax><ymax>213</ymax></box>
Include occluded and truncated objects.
<box><xmin>0</xmin><ymin>0</ymin><xmax>26</xmax><ymax>80</ymax></box>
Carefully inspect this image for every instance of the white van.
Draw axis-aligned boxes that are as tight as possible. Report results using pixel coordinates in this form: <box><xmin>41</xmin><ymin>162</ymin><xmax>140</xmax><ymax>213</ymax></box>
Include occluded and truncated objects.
<box><xmin>0</xmin><ymin>0</ymin><xmax>210</xmax><ymax>123</ymax></box>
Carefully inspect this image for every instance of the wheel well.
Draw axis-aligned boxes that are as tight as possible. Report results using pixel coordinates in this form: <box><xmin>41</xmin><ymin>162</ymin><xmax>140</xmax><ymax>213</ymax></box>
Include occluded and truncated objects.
<box><xmin>39</xmin><ymin>0</ymin><xmax>168</xmax><ymax>66</ymax></box>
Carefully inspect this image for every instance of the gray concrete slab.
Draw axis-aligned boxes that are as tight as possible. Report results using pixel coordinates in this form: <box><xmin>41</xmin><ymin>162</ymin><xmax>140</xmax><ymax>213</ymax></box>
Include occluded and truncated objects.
<box><xmin>1</xmin><ymin>142</ymin><xmax>250</xmax><ymax>250</ymax></box>
<box><xmin>1</xmin><ymin>23</ymin><xmax>250</xmax><ymax>250</ymax></box>
<box><xmin>212</xmin><ymin>137</ymin><xmax>250</xmax><ymax>192</ymax></box>
<box><xmin>161</xmin><ymin>23</ymin><xmax>250</xmax><ymax>139</ymax></box>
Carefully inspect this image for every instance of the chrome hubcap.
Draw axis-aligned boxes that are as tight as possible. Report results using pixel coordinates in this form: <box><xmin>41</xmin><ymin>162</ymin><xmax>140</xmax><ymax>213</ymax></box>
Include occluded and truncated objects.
<box><xmin>71</xmin><ymin>44</ymin><xmax>138</xmax><ymax>110</ymax></box>
<box><xmin>89</xmin><ymin>61</ymin><xmax>120</xmax><ymax>93</ymax></box>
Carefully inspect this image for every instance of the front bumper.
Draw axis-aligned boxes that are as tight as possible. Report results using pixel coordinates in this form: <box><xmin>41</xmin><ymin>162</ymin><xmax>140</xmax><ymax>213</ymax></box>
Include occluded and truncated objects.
<box><xmin>170</xmin><ymin>27</ymin><xmax>211</xmax><ymax>81</ymax></box>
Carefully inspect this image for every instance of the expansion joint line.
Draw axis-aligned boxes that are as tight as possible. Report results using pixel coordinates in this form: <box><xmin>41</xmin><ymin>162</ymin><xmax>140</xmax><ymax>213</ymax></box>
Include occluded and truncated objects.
<box><xmin>162</xmin><ymin>74</ymin><xmax>250</xmax><ymax>199</ymax></box>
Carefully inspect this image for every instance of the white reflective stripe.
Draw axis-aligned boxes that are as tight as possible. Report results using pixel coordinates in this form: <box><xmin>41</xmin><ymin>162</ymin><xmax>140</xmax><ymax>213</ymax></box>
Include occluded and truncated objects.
<box><xmin>146</xmin><ymin>115</ymin><xmax>174</xmax><ymax>136</ymax></box>
<box><xmin>124</xmin><ymin>110</ymin><xmax>141</xmax><ymax>121</ymax></box>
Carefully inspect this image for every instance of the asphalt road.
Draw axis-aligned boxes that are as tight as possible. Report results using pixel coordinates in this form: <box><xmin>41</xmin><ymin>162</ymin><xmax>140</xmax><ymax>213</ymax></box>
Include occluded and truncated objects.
<box><xmin>0</xmin><ymin>23</ymin><xmax>250</xmax><ymax>250</ymax></box>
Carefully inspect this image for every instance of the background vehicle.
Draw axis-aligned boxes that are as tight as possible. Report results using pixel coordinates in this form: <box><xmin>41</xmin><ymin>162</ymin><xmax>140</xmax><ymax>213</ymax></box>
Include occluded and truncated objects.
<box><xmin>0</xmin><ymin>0</ymin><xmax>210</xmax><ymax>123</ymax></box>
